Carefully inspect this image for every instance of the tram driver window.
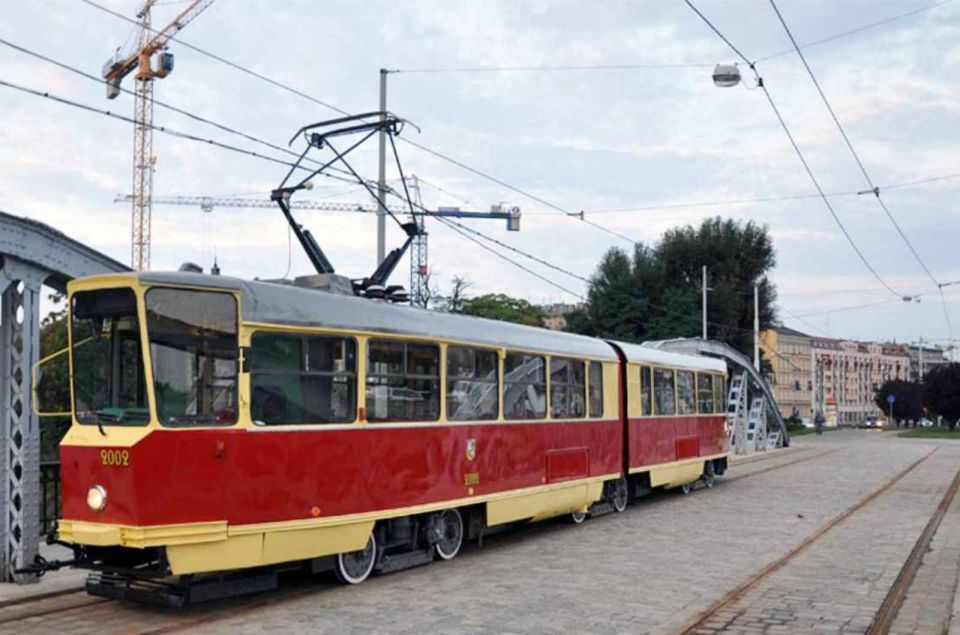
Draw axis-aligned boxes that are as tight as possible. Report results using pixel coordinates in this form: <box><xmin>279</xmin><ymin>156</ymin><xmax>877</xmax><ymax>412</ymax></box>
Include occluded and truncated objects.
<box><xmin>677</xmin><ymin>370</ymin><xmax>696</xmax><ymax>415</ymax></box>
<box><xmin>447</xmin><ymin>346</ymin><xmax>499</xmax><ymax>421</ymax></box>
<box><xmin>503</xmin><ymin>352</ymin><xmax>546</xmax><ymax>420</ymax></box>
<box><xmin>653</xmin><ymin>368</ymin><xmax>676</xmax><ymax>416</ymax></box>
<box><xmin>250</xmin><ymin>333</ymin><xmax>356</xmax><ymax>424</ymax></box>
<box><xmin>550</xmin><ymin>357</ymin><xmax>585</xmax><ymax>419</ymax></box>
<box><xmin>366</xmin><ymin>340</ymin><xmax>440</xmax><ymax>422</ymax></box>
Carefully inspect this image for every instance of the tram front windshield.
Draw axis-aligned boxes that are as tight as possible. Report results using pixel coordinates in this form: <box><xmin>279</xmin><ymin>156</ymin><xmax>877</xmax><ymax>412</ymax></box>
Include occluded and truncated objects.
<box><xmin>71</xmin><ymin>288</ymin><xmax>149</xmax><ymax>426</ymax></box>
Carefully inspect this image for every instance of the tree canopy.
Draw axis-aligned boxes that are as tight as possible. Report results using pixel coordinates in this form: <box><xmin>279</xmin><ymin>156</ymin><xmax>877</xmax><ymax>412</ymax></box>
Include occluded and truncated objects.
<box><xmin>874</xmin><ymin>379</ymin><xmax>924</xmax><ymax>423</ymax></box>
<box><xmin>460</xmin><ymin>293</ymin><xmax>546</xmax><ymax>327</ymax></box>
<box><xmin>566</xmin><ymin>217</ymin><xmax>777</xmax><ymax>356</ymax></box>
<box><xmin>924</xmin><ymin>363</ymin><xmax>960</xmax><ymax>430</ymax></box>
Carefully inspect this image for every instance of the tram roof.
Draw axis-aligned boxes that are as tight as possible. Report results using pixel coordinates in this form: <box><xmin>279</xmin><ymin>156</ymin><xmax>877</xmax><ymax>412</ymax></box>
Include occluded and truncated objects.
<box><xmin>610</xmin><ymin>340</ymin><xmax>727</xmax><ymax>373</ymax></box>
<box><xmin>132</xmin><ymin>272</ymin><xmax>619</xmax><ymax>360</ymax></box>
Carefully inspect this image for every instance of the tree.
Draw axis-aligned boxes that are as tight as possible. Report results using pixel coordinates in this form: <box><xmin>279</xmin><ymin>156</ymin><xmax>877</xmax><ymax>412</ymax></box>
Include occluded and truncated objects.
<box><xmin>460</xmin><ymin>294</ymin><xmax>546</xmax><ymax>327</ymax></box>
<box><xmin>432</xmin><ymin>276</ymin><xmax>472</xmax><ymax>313</ymax></box>
<box><xmin>874</xmin><ymin>379</ymin><xmax>924</xmax><ymax>426</ymax></box>
<box><xmin>656</xmin><ymin>217</ymin><xmax>777</xmax><ymax>354</ymax></box>
<box><xmin>924</xmin><ymin>364</ymin><xmax>960</xmax><ymax>430</ymax></box>
<box><xmin>566</xmin><ymin>217</ymin><xmax>778</xmax><ymax>355</ymax></box>
<box><xmin>37</xmin><ymin>293</ymin><xmax>71</xmax><ymax>461</ymax></box>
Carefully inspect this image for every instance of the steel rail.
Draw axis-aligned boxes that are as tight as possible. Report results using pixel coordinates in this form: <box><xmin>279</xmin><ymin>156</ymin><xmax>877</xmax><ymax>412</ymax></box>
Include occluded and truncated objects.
<box><xmin>0</xmin><ymin>589</ymin><xmax>106</xmax><ymax>625</ymax></box>
<box><xmin>675</xmin><ymin>447</ymin><xmax>938</xmax><ymax>634</ymax></box>
<box><xmin>866</xmin><ymin>466</ymin><xmax>960</xmax><ymax>634</ymax></box>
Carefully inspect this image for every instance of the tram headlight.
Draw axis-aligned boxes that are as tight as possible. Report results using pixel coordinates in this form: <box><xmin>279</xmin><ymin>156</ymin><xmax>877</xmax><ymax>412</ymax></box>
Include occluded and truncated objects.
<box><xmin>87</xmin><ymin>485</ymin><xmax>107</xmax><ymax>511</ymax></box>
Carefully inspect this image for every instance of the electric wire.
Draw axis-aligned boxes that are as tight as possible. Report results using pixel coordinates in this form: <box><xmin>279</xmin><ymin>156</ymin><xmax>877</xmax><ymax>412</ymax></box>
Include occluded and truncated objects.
<box><xmin>755</xmin><ymin>0</ymin><xmax>955</xmax><ymax>63</ymax></box>
<box><xmin>0</xmin><ymin>35</ymin><xmax>366</xmax><ymax>189</ymax></box>
<box><xmin>431</xmin><ymin>216</ymin><xmax>585</xmax><ymax>300</ymax></box>
<box><xmin>768</xmin><ymin>0</ymin><xmax>953</xmax><ymax>339</ymax></box>
<box><xmin>390</xmin><ymin>62</ymin><xmax>713</xmax><ymax>74</ymax></box>
<box><xmin>684</xmin><ymin>0</ymin><xmax>905</xmax><ymax>300</ymax></box>
<box><xmin>80</xmin><ymin>0</ymin><xmax>638</xmax><ymax>246</ymax></box>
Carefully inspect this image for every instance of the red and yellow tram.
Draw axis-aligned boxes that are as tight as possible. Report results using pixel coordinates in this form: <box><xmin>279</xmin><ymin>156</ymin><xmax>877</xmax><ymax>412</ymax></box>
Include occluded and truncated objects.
<box><xmin>55</xmin><ymin>271</ymin><xmax>727</xmax><ymax>601</ymax></box>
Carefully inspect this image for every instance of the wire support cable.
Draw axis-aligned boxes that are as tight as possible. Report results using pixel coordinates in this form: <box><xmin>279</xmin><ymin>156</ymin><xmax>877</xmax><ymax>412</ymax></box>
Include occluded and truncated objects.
<box><xmin>684</xmin><ymin>0</ymin><xmax>905</xmax><ymax>301</ymax></box>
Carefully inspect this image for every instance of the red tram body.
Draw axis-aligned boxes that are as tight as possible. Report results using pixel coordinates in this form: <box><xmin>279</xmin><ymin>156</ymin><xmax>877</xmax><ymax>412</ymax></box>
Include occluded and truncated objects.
<box><xmin>56</xmin><ymin>272</ymin><xmax>727</xmax><ymax>599</ymax></box>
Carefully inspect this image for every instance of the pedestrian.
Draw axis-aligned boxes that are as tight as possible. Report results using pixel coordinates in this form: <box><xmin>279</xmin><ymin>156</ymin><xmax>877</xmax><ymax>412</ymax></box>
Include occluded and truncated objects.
<box><xmin>814</xmin><ymin>410</ymin><xmax>825</xmax><ymax>436</ymax></box>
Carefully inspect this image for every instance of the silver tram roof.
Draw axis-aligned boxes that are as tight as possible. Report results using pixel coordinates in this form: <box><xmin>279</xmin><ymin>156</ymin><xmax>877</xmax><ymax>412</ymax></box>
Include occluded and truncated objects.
<box><xmin>118</xmin><ymin>272</ymin><xmax>724</xmax><ymax>371</ymax></box>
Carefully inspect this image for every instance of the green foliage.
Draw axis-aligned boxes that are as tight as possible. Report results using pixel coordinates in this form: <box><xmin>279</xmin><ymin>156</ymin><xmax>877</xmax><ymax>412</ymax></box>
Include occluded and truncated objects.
<box><xmin>38</xmin><ymin>293</ymin><xmax>71</xmax><ymax>461</ymax></box>
<box><xmin>784</xmin><ymin>412</ymin><xmax>806</xmax><ymax>432</ymax></box>
<box><xmin>898</xmin><ymin>426</ymin><xmax>960</xmax><ymax>439</ymax></box>
<box><xmin>460</xmin><ymin>293</ymin><xmax>546</xmax><ymax>327</ymax></box>
<box><xmin>568</xmin><ymin>217</ymin><xmax>778</xmax><ymax>355</ymax></box>
<box><xmin>874</xmin><ymin>379</ymin><xmax>924</xmax><ymax>423</ymax></box>
<box><xmin>924</xmin><ymin>363</ymin><xmax>960</xmax><ymax>431</ymax></box>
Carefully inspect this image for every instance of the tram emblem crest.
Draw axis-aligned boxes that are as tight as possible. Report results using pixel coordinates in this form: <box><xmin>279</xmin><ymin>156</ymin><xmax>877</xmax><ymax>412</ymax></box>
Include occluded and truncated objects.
<box><xmin>465</xmin><ymin>438</ymin><xmax>477</xmax><ymax>462</ymax></box>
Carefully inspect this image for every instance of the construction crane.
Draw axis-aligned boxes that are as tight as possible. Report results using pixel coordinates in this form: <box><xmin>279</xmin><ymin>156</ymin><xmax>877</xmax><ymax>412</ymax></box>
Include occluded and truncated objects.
<box><xmin>102</xmin><ymin>0</ymin><xmax>217</xmax><ymax>271</ymax></box>
<box><xmin>113</xmin><ymin>193</ymin><xmax>521</xmax><ymax>307</ymax></box>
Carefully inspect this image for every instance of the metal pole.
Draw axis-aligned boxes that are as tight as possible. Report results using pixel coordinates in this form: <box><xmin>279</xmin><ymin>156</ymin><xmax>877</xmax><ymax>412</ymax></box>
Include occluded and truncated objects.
<box><xmin>753</xmin><ymin>283</ymin><xmax>760</xmax><ymax>371</ymax></box>
<box><xmin>376</xmin><ymin>69</ymin><xmax>388</xmax><ymax>266</ymax></box>
<box><xmin>919</xmin><ymin>336</ymin><xmax>924</xmax><ymax>382</ymax></box>
<box><xmin>701</xmin><ymin>265</ymin><xmax>707</xmax><ymax>340</ymax></box>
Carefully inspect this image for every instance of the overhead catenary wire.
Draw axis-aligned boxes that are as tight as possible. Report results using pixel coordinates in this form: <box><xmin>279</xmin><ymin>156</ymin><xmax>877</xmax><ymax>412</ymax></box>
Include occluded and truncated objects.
<box><xmin>768</xmin><ymin>0</ymin><xmax>953</xmax><ymax>340</ymax></box>
<box><xmin>431</xmin><ymin>216</ymin><xmax>585</xmax><ymax>300</ymax></box>
<box><xmin>80</xmin><ymin>0</ymin><xmax>638</xmax><ymax>247</ymax></box>
<box><xmin>684</xmin><ymin>0</ymin><xmax>905</xmax><ymax>301</ymax></box>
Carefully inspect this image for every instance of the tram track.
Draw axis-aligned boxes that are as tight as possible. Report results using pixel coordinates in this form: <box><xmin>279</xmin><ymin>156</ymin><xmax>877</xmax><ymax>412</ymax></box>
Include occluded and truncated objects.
<box><xmin>866</xmin><ymin>465</ymin><xmax>960</xmax><ymax>634</ymax></box>
<box><xmin>675</xmin><ymin>447</ymin><xmax>938</xmax><ymax>634</ymax></box>
<box><xmin>0</xmin><ymin>589</ymin><xmax>107</xmax><ymax>626</ymax></box>
<box><xmin>723</xmin><ymin>447</ymin><xmax>841</xmax><ymax>484</ymax></box>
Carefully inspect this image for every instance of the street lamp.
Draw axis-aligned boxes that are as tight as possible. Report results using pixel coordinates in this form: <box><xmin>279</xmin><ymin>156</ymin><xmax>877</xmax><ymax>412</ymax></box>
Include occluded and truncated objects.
<box><xmin>712</xmin><ymin>64</ymin><xmax>741</xmax><ymax>87</ymax></box>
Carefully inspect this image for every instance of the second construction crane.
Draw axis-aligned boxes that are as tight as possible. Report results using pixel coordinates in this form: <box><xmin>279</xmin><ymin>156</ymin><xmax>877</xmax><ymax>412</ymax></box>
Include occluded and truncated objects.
<box><xmin>102</xmin><ymin>0</ymin><xmax>216</xmax><ymax>271</ymax></box>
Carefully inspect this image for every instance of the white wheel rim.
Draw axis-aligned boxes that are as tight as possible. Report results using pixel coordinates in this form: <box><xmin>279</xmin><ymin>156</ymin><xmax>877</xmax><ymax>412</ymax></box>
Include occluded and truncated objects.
<box><xmin>337</xmin><ymin>533</ymin><xmax>377</xmax><ymax>584</ymax></box>
<box><xmin>571</xmin><ymin>511</ymin><xmax>586</xmax><ymax>524</ymax></box>
<box><xmin>612</xmin><ymin>477</ymin><xmax>628</xmax><ymax>512</ymax></box>
<box><xmin>435</xmin><ymin>509</ymin><xmax>464</xmax><ymax>560</ymax></box>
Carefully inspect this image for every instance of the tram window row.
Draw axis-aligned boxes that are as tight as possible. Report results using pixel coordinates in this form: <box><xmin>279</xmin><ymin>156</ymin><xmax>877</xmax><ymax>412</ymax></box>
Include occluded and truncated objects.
<box><xmin>638</xmin><ymin>365</ymin><xmax>725</xmax><ymax>417</ymax></box>
<box><xmin>248</xmin><ymin>332</ymin><xmax>613</xmax><ymax>426</ymax></box>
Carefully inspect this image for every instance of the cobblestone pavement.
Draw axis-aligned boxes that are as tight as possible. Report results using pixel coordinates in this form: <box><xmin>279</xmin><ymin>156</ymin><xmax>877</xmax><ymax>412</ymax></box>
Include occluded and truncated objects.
<box><xmin>7</xmin><ymin>431</ymin><xmax>960</xmax><ymax>634</ymax></box>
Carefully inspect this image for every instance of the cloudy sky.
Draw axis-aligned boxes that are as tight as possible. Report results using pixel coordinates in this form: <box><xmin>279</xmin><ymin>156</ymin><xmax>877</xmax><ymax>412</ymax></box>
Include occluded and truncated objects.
<box><xmin>2</xmin><ymin>0</ymin><xmax>958</xmax><ymax>348</ymax></box>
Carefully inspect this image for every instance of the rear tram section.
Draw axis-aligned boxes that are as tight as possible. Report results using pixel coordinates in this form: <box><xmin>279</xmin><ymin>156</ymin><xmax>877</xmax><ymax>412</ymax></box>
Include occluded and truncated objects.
<box><xmin>56</xmin><ymin>271</ymin><xmax>728</xmax><ymax>604</ymax></box>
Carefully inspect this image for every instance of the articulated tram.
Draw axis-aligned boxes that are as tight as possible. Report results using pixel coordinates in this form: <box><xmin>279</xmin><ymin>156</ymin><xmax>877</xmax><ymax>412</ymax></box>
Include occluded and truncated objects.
<box><xmin>55</xmin><ymin>271</ymin><xmax>728</xmax><ymax>604</ymax></box>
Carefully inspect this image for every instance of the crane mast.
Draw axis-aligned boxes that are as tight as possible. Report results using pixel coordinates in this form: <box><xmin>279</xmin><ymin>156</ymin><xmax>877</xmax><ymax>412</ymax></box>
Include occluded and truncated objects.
<box><xmin>103</xmin><ymin>0</ymin><xmax>216</xmax><ymax>271</ymax></box>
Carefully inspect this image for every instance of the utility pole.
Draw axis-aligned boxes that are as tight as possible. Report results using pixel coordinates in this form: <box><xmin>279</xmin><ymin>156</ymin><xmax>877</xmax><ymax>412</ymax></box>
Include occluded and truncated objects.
<box><xmin>377</xmin><ymin>68</ymin><xmax>388</xmax><ymax>266</ymax></box>
<box><xmin>918</xmin><ymin>336</ymin><xmax>925</xmax><ymax>382</ymax></box>
<box><xmin>701</xmin><ymin>265</ymin><xmax>708</xmax><ymax>340</ymax></box>
<box><xmin>753</xmin><ymin>283</ymin><xmax>760</xmax><ymax>371</ymax></box>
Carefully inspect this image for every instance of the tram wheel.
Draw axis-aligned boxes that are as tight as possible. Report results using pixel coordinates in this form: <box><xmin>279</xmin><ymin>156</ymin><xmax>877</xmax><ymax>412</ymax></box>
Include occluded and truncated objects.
<box><xmin>610</xmin><ymin>476</ymin><xmax>629</xmax><ymax>513</ymax></box>
<box><xmin>570</xmin><ymin>511</ymin><xmax>587</xmax><ymax>524</ymax></box>
<box><xmin>434</xmin><ymin>509</ymin><xmax>464</xmax><ymax>561</ymax></box>
<box><xmin>334</xmin><ymin>533</ymin><xmax>377</xmax><ymax>585</ymax></box>
<box><xmin>680</xmin><ymin>481</ymin><xmax>694</xmax><ymax>495</ymax></box>
<box><xmin>702</xmin><ymin>461</ymin><xmax>716</xmax><ymax>489</ymax></box>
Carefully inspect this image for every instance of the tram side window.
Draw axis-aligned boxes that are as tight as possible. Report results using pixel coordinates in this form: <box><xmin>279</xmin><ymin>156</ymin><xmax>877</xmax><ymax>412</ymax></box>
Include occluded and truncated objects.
<box><xmin>677</xmin><ymin>370</ymin><xmax>696</xmax><ymax>415</ymax></box>
<box><xmin>447</xmin><ymin>346</ymin><xmax>499</xmax><ymax>421</ymax></box>
<box><xmin>145</xmin><ymin>288</ymin><xmax>238</xmax><ymax>426</ymax></box>
<box><xmin>503</xmin><ymin>352</ymin><xmax>546</xmax><ymax>419</ymax></box>
<box><xmin>640</xmin><ymin>365</ymin><xmax>652</xmax><ymax>416</ymax></box>
<box><xmin>714</xmin><ymin>374</ymin><xmax>726</xmax><ymax>413</ymax></box>
<box><xmin>588</xmin><ymin>361</ymin><xmax>604</xmax><ymax>418</ymax></box>
<box><xmin>250</xmin><ymin>333</ymin><xmax>356</xmax><ymax>424</ymax></box>
<box><xmin>366</xmin><ymin>340</ymin><xmax>440</xmax><ymax>422</ymax></box>
<box><xmin>550</xmin><ymin>357</ymin><xmax>585</xmax><ymax>419</ymax></box>
<box><xmin>697</xmin><ymin>373</ymin><xmax>715</xmax><ymax>414</ymax></box>
<box><xmin>653</xmin><ymin>368</ymin><xmax>676</xmax><ymax>416</ymax></box>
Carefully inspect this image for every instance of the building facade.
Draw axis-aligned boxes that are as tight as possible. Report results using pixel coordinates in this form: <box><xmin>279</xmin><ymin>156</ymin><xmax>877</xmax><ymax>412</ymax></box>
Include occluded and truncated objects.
<box><xmin>760</xmin><ymin>326</ymin><xmax>813</xmax><ymax>423</ymax></box>
<box><xmin>761</xmin><ymin>326</ymin><xmax>911</xmax><ymax>426</ymax></box>
<box><xmin>906</xmin><ymin>344</ymin><xmax>949</xmax><ymax>382</ymax></box>
<box><xmin>542</xmin><ymin>303</ymin><xmax>581</xmax><ymax>331</ymax></box>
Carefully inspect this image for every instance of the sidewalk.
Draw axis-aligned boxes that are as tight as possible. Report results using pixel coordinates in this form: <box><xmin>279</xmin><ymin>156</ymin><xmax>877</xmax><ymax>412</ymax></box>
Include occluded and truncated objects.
<box><xmin>0</xmin><ymin>542</ymin><xmax>86</xmax><ymax>604</ymax></box>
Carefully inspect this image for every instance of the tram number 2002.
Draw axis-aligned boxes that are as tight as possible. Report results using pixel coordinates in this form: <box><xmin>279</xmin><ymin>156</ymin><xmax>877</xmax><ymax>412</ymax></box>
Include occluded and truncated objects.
<box><xmin>100</xmin><ymin>449</ymin><xmax>131</xmax><ymax>467</ymax></box>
